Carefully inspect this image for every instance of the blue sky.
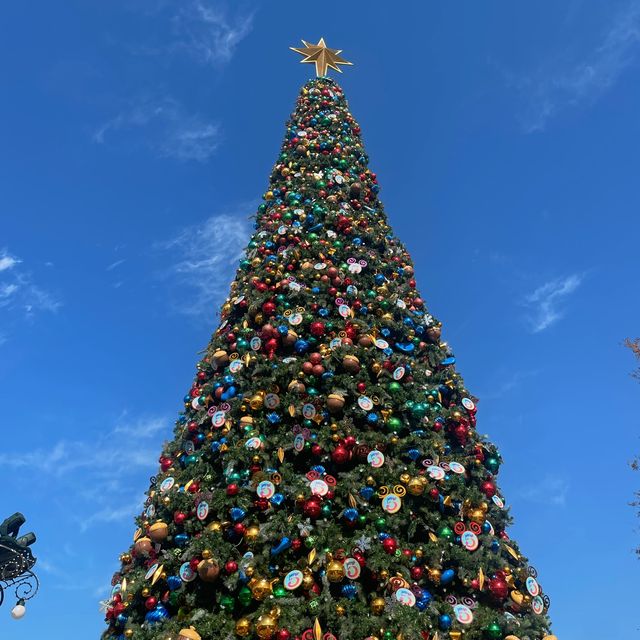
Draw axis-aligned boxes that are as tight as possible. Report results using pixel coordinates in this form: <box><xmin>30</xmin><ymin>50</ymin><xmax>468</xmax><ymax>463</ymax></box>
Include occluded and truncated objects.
<box><xmin>1</xmin><ymin>1</ymin><xmax>639</xmax><ymax>638</ymax></box>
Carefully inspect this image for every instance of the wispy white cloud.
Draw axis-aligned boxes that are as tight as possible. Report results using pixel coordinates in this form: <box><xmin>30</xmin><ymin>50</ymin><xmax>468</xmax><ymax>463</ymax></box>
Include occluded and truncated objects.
<box><xmin>106</xmin><ymin>258</ymin><xmax>126</xmax><ymax>271</ymax></box>
<box><xmin>523</xmin><ymin>274</ymin><xmax>583</xmax><ymax>333</ymax></box>
<box><xmin>93</xmin><ymin>96</ymin><xmax>220</xmax><ymax>162</ymax></box>
<box><xmin>0</xmin><ymin>250</ymin><xmax>21</xmax><ymax>272</ymax></box>
<box><xmin>0</xmin><ymin>250</ymin><xmax>61</xmax><ymax>334</ymax></box>
<box><xmin>518</xmin><ymin>474</ymin><xmax>570</xmax><ymax>507</ymax></box>
<box><xmin>157</xmin><ymin>208</ymin><xmax>253</xmax><ymax>318</ymax></box>
<box><xmin>0</xmin><ymin>413</ymin><xmax>169</xmax><ymax>532</ymax></box>
<box><xmin>511</xmin><ymin>0</ymin><xmax>640</xmax><ymax>132</ymax></box>
<box><xmin>172</xmin><ymin>1</ymin><xmax>255</xmax><ymax>66</ymax></box>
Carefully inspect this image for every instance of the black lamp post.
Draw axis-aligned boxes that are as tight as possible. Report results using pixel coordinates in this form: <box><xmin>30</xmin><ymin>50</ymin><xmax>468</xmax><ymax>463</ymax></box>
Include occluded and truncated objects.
<box><xmin>0</xmin><ymin>513</ymin><xmax>39</xmax><ymax>619</ymax></box>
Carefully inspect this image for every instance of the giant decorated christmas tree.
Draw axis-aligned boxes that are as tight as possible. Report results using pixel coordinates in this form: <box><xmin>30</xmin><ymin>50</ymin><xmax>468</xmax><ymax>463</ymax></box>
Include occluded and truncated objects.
<box><xmin>101</xmin><ymin>40</ymin><xmax>555</xmax><ymax>640</ymax></box>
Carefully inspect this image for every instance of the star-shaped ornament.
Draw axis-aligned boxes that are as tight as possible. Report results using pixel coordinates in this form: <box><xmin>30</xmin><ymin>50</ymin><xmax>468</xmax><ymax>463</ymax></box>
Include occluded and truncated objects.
<box><xmin>290</xmin><ymin>37</ymin><xmax>353</xmax><ymax>77</ymax></box>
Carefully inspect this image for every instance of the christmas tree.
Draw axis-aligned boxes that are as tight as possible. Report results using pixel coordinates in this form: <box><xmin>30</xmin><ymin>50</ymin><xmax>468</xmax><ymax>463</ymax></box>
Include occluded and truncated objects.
<box><xmin>102</xmin><ymin>40</ymin><xmax>555</xmax><ymax>640</ymax></box>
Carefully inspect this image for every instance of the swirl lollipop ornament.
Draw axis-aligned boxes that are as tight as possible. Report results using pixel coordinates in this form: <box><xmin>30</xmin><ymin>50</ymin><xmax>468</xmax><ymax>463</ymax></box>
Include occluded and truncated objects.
<box><xmin>0</xmin><ymin>513</ymin><xmax>39</xmax><ymax>619</ymax></box>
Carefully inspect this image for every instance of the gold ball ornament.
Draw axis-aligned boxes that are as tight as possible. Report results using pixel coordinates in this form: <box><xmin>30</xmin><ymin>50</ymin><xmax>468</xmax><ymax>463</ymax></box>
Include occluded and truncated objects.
<box><xmin>407</xmin><ymin>477</ymin><xmax>425</xmax><ymax>496</ymax></box>
<box><xmin>141</xmin><ymin>588</ymin><xmax>150</xmax><ymax>597</ymax></box>
<box><xmin>336</xmin><ymin>604</ymin><xmax>346</xmax><ymax>616</ymax></box>
<box><xmin>148</xmin><ymin>522</ymin><xmax>168</xmax><ymax>542</ymax></box>
<box><xmin>370</xmin><ymin>597</ymin><xmax>385</xmax><ymax>614</ymax></box>
<box><xmin>505</xmin><ymin>636</ymin><xmax>521</xmax><ymax>640</ymax></box>
<box><xmin>201</xmin><ymin>549</ymin><xmax>212</xmax><ymax>559</ymax></box>
<box><xmin>245</xmin><ymin>525</ymin><xmax>260</xmax><ymax>542</ymax></box>
<box><xmin>235</xmin><ymin>618</ymin><xmax>251</xmax><ymax>637</ymax></box>
<box><xmin>250</xmin><ymin>577</ymin><xmax>273</xmax><ymax>600</ymax></box>
<box><xmin>326</xmin><ymin>560</ymin><xmax>345</xmax><ymax>582</ymax></box>
<box><xmin>206</xmin><ymin>521</ymin><xmax>222</xmax><ymax>532</ymax></box>
<box><xmin>178</xmin><ymin>628</ymin><xmax>202</xmax><ymax>640</ymax></box>
<box><xmin>124</xmin><ymin>630</ymin><xmax>134</xmax><ymax>638</ymax></box>
<box><xmin>255</xmin><ymin>614</ymin><xmax>278</xmax><ymax>639</ymax></box>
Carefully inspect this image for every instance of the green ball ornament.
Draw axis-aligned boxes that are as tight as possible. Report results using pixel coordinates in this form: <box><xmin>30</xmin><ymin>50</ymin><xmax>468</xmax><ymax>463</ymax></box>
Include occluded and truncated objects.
<box><xmin>358</xmin><ymin>514</ymin><xmax>367</xmax><ymax>525</ymax></box>
<box><xmin>485</xmin><ymin>623</ymin><xmax>502</xmax><ymax>639</ymax></box>
<box><xmin>383</xmin><ymin>632</ymin><xmax>394</xmax><ymax>640</ymax></box>
<box><xmin>388</xmin><ymin>381</ymin><xmax>401</xmax><ymax>393</ymax></box>
<box><xmin>374</xmin><ymin>517</ymin><xmax>387</xmax><ymax>531</ymax></box>
<box><xmin>333</xmin><ymin>241</ymin><xmax>343</xmax><ymax>248</ymax></box>
<box><xmin>238</xmin><ymin>586</ymin><xmax>252</xmax><ymax>607</ymax></box>
<box><xmin>273</xmin><ymin>584</ymin><xmax>287</xmax><ymax>598</ymax></box>
<box><xmin>219</xmin><ymin>595</ymin><xmax>234</xmax><ymax>610</ymax></box>
<box><xmin>387</xmin><ymin>416</ymin><xmax>402</xmax><ymax>430</ymax></box>
<box><xmin>366</xmin><ymin>290</ymin><xmax>376</xmax><ymax>299</ymax></box>
<box><xmin>305</xmin><ymin>536</ymin><xmax>316</xmax><ymax>549</ymax></box>
<box><xmin>437</xmin><ymin>525</ymin><xmax>454</xmax><ymax>540</ymax></box>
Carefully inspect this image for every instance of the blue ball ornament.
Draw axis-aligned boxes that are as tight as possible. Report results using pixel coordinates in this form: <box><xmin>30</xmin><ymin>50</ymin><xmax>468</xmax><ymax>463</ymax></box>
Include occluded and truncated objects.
<box><xmin>174</xmin><ymin>532</ymin><xmax>189</xmax><ymax>547</ymax></box>
<box><xmin>440</xmin><ymin>569</ymin><xmax>455</xmax><ymax>585</ymax></box>
<box><xmin>439</xmin><ymin>614</ymin><xmax>452</xmax><ymax>630</ymax></box>
<box><xmin>167</xmin><ymin>575</ymin><xmax>182</xmax><ymax>590</ymax></box>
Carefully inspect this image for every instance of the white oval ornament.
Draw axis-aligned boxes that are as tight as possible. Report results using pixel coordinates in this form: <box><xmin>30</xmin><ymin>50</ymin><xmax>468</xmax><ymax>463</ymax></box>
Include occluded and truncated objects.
<box><xmin>294</xmin><ymin>434</ymin><xmax>305</xmax><ymax>451</ymax></box>
<box><xmin>284</xmin><ymin>569</ymin><xmax>303</xmax><ymax>590</ymax></box>
<box><xmin>229</xmin><ymin>359</ymin><xmax>243</xmax><ymax>373</ymax></box>
<box><xmin>111</xmin><ymin>583</ymin><xmax>122</xmax><ymax>598</ymax></box>
<box><xmin>278</xmin><ymin>225</ymin><xmax>287</xmax><ymax>235</ymax></box>
<box><xmin>212</xmin><ymin>411</ymin><xmax>226</xmax><ymax>428</ymax></box>
<box><xmin>395</xmin><ymin>588</ymin><xmax>416</xmax><ymax>606</ymax></box>
<box><xmin>461</xmin><ymin>397</ymin><xmax>475</xmax><ymax>411</ymax></box>
<box><xmin>358</xmin><ymin>396</ymin><xmax>373</xmax><ymax>411</ymax></box>
<box><xmin>145</xmin><ymin>563</ymin><xmax>159</xmax><ymax>580</ymax></box>
<box><xmin>374</xmin><ymin>338</ymin><xmax>389</xmax><ymax>349</ymax></box>
<box><xmin>531</xmin><ymin>595</ymin><xmax>544</xmax><ymax>615</ymax></box>
<box><xmin>526</xmin><ymin>576</ymin><xmax>540</xmax><ymax>597</ymax></box>
<box><xmin>338</xmin><ymin>304</ymin><xmax>350</xmax><ymax>318</ymax></box>
<box><xmin>289</xmin><ymin>312</ymin><xmax>302</xmax><ymax>325</ymax></box>
<box><xmin>160</xmin><ymin>477</ymin><xmax>175</xmax><ymax>493</ymax></box>
<box><xmin>257</xmin><ymin>480</ymin><xmax>275</xmax><ymax>499</ymax></box>
<box><xmin>250</xmin><ymin>336</ymin><xmax>261</xmax><ymax>351</ymax></box>
<box><xmin>449</xmin><ymin>461</ymin><xmax>466</xmax><ymax>474</ymax></box>
<box><xmin>184</xmin><ymin>440</ymin><xmax>195</xmax><ymax>454</ymax></box>
<box><xmin>245</xmin><ymin>437</ymin><xmax>262</xmax><ymax>450</ymax></box>
<box><xmin>393</xmin><ymin>366</ymin><xmax>405</xmax><ymax>380</ymax></box>
<box><xmin>146</xmin><ymin>504</ymin><xmax>156</xmax><ymax>519</ymax></box>
<box><xmin>310</xmin><ymin>479</ymin><xmax>329</xmax><ymax>496</ymax></box>
<box><xmin>264</xmin><ymin>393</ymin><xmax>280</xmax><ymax>409</ymax></box>
<box><xmin>343</xmin><ymin>558</ymin><xmax>361</xmax><ymax>580</ymax></box>
<box><xmin>382</xmin><ymin>494</ymin><xmax>402</xmax><ymax>514</ymax></box>
<box><xmin>453</xmin><ymin>604</ymin><xmax>473</xmax><ymax>624</ymax></box>
<box><xmin>427</xmin><ymin>466</ymin><xmax>446</xmax><ymax>480</ymax></box>
<box><xmin>302</xmin><ymin>403</ymin><xmax>316</xmax><ymax>419</ymax></box>
<box><xmin>492</xmin><ymin>495</ymin><xmax>505</xmax><ymax>509</ymax></box>
<box><xmin>196</xmin><ymin>501</ymin><xmax>209</xmax><ymax>521</ymax></box>
<box><xmin>396</xmin><ymin>298</ymin><xmax>406</xmax><ymax>309</ymax></box>
<box><xmin>461</xmin><ymin>531</ymin><xmax>479</xmax><ymax>551</ymax></box>
<box><xmin>367</xmin><ymin>450</ymin><xmax>385</xmax><ymax>468</ymax></box>
<box><xmin>179</xmin><ymin>562</ymin><xmax>197</xmax><ymax>582</ymax></box>
<box><xmin>314</xmin><ymin>262</ymin><xmax>327</xmax><ymax>270</ymax></box>
<box><xmin>329</xmin><ymin>338</ymin><xmax>342</xmax><ymax>349</ymax></box>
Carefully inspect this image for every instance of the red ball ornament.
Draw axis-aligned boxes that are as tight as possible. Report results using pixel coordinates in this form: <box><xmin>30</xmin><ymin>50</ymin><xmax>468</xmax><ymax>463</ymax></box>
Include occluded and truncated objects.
<box><xmin>291</xmin><ymin>538</ymin><xmax>302</xmax><ymax>551</ymax></box>
<box><xmin>488</xmin><ymin>577</ymin><xmax>509</xmax><ymax>600</ymax></box>
<box><xmin>173</xmin><ymin>511</ymin><xmax>187</xmax><ymax>525</ymax></box>
<box><xmin>331</xmin><ymin>445</ymin><xmax>350</xmax><ymax>465</ymax></box>
<box><xmin>310</xmin><ymin>321</ymin><xmax>325</xmax><ymax>337</ymax></box>
<box><xmin>144</xmin><ymin>596</ymin><xmax>158</xmax><ymax>610</ymax></box>
<box><xmin>309</xmin><ymin>352</ymin><xmax>322</xmax><ymax>365</ymax></box>
<box><xmin>428</xmin><ymin>488</ymin><xmax>439</xmax><ymax>500</ymax></box>
<box><xmin>189</xmin><ymin>557</ymin><xmax>200</xmax><ymax>571</ymax></box>
<box><xmin>356</xmin><ymin>382</ymin><xmax>366</xmax><ymax>393</ymax></box>
<box><xmin>382</xmin><ymin>537</ymin><xmax>397</xmax><ymax>554</ymax></box>
<box><xmin>262</xmin><ymin>301</ymin><xmax>276</xmax><ymax>316</ymax></box>
<box><xmin>226</xmin><ymin>483</ymin><xmax>239</xmax><ymax>496</ymax></box>
<box><xmin>276</xmin><ymin>630</ymin><xmax>291</xmax><ymax>640</ymax></box>
<box><xmin>311</xmin><ymin>444</ymin><xmax>323</xmax><ymax>456</ymax></box>
<box><xmin>234</xmin><ymin>523</ymin><xmax>246</xmax><ymax>536</ymax></box>
<box><xmin>481</xmin><ymin>480</ymin><xmax>496</xmax><ymax>498</ymax></box>
<box><xmin>160</xmin><ymin>457</ymin><xmax>172</xmax><ymax>472</ymax></box>
<box><xmin>224</xmin><ymin>560</ymin><xmax>238</xmax><ymax>574</ymax></box>
<box><xmin>303</xmin><ymin>497</ymin><xmax>322</xmax><ymax>519</ymax></box>
<box><xmin>410</xmin><ymin>566</ymin><xmax>423</xmax><ymax>580</ymax></box>
<box><xmin>344</xmin><ymin>435</ymin><xmax>356</xmax><ymax>449</ymax></box>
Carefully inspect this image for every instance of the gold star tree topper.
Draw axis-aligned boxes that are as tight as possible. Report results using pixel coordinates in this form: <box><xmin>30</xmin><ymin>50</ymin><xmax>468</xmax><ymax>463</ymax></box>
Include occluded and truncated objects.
<box><xmin>290</xmin><ymin>38</ymin><xmax>353</xmax><ymax>77</ymax></box>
